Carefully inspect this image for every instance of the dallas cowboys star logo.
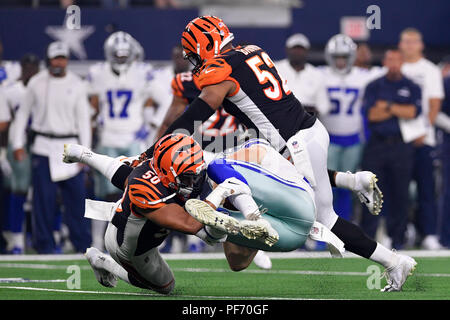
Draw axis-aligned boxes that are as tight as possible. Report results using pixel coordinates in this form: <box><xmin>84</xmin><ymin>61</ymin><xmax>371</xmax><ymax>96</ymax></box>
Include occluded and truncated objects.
<box><xmin>45</xmin><ymin>24</ymin><xmax>95</xmax><ymax>60</ymax></box>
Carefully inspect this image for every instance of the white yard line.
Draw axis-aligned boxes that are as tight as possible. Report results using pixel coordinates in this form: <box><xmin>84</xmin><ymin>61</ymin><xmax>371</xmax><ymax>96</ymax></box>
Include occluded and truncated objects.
<box><xmin>0</xmin><ymin>286</ymin><xmax>330</xmax><ymax>300</ymax></box>
<box><xmin>0</xmin><ymin>263</ymin><xmax>448</xmax><ymax>277</ymax></box>
<box><xmin>0</xmin><ymin>250</ymin><xmax>449</xmax><ymax>261</ymax></box>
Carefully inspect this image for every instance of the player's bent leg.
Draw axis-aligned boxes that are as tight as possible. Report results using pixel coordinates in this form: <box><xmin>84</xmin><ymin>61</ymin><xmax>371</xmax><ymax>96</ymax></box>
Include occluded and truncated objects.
<box><xmin>105</xmin><ymin>218</ymin><xmax>175</xmax><ymax>294</ymax></box>
<box><xmin>85</xmin><ymin>247</ymin><xmax>118</xmax><ymax>288</ymax></box>
<box><xmin>223</xmin><ymin>241</ymin><xmax>258</xmax><ymax>272</ymax></box>
<box><xmin>63</xmin><ymin>143</ymin><xmax>131</xmax><ymax>191</ymax></box>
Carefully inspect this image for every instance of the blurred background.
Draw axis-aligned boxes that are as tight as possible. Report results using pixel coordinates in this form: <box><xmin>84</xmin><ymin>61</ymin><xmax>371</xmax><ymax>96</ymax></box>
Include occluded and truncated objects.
<box><xmin>0</xmin><ymin>0</ymin><xmax>449</xmax><ymax>256</ymax></box>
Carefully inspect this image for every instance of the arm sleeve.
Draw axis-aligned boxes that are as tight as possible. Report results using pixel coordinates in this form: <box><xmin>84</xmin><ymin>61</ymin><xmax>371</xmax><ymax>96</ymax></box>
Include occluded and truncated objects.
<box><xmin>410</xmin><ymin>82</ymin><xmax>422</xmax><ymax>117</ymax></box>
<box><xmin>75</xmin><ymin>83</ymin><xmax>92</xmax><ymax>148</ymax></box>
<box><xmin>315</xmin><ymin>75</ymin><xmax>331</xmax><ymax>115</ymax></box>
<box><xmin>11</xmin><ymin>85</ymin><xmax>34</xmax><ymax>150</ymax></box>
<box><xmin>206</xmin><ymin>158</ymin><xmax>248</xmax><ymax>185</ymax></box>
<box><xmin>0</xmin><ymin>90</ymin><xmax>11</xmax><ymax>123</ymax></box>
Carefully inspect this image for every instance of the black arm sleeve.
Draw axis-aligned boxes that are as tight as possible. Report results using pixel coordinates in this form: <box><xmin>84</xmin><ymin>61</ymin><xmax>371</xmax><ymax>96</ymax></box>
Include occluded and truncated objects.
<box><xmin>143</xmin><ymin>97</ymin><xmax>216</xmax><ymax>158</ymax></box>
<box><xmin>328</xmin><ymin>169</ymin><xmax>337</xmax><ymax>187</ymax></box>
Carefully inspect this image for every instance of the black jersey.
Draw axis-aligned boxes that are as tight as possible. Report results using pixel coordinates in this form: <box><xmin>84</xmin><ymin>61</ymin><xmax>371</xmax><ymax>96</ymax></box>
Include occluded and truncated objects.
<box><xmin>111</xmin><ymin>160</ymin><xmax>182</xmax><ymax>251</ymax></box>
<box><xmin>195</xmin><ymin>45</ymin><xmax>316</xmax><ymax>152</ymax></box>
<box><xmin>171</xmin><ymin>71</ymin><xmax>243</xmax><ymax>152</ymax></box>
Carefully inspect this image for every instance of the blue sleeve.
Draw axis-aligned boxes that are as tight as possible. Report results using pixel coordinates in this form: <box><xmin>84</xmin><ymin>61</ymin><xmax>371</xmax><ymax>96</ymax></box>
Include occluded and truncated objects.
<box><xmin>207</xmin><ymin>158</ymin><xmax>248</xmax><ymax>185</ymax></box>
<box><xmin>409</xmin><ymin>81</ymin><xmax>422</xmax><ymax>117</ymax></box>
<box><xmin>361</xmin><ymin>79</ymin><xmax>378</xmax><ymax>117</ymax></box>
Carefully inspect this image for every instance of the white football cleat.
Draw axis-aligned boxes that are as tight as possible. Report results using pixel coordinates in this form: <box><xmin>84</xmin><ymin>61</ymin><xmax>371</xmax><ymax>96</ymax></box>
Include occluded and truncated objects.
<box><xmin>85</xmin><ymin>247</ymin><xmax>118</xmax><ymax>288</ymax></box>
<box><xmin>381</xmin><ymin>252</ymin><xmax>417</xmax><ymax>292</ymax></box>
<box><xmin>185</xmin><ymin>199</ymin><xmax>241</xmax><ymax>235</ymax></box>
<box><xmin>354</xmin><ymin>171</ymin><xmax>383</xmax><ymax>215</ymax></box>
<box><xmin>253</xmin><ymin>250</ymin><xmax>272</xmax><ymax>270</ymax></box>
<box><xmin>63</xmin><ymin>143</ymin><xmax>92</xmax><ymax>164</ymax></box>
<box><xmin>239</xmin><ymin>218</ymin><xmax>279</xmax><ymax>247</ymax></box>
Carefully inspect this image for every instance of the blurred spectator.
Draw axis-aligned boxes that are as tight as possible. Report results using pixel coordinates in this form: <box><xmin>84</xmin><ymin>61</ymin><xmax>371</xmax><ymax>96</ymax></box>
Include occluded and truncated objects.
<box><xmin>87</xmin><ymin>32</ymin><xmax>168</xmax><ymax>250</ymax></box>
<box><xmin>148</xmin><ymin>44</ymin><xmax>191</xmax><ymax>144</ymax></box>
<box><xmin>354</xmin><ymin>42</ymin><xmax>373</xmax><ymax>70</ymax></box>
<box><xmin>360</xmin><ymin>49</ymin><xmax>422</xmax><ymax>249</ymax></box>
<box><xmin>399</xmin><ymin>28</ymin><xmax>445</xmax><ymax>249</ymax></box>
<box><xmin>275</xmin><ymin>33</ymin><xmax>330</xmax><ymax>116</ymax></box>
<box><xmin>12</xmin><ymin>41</ymin><xmax>92</xmax><ymax>253</ymax></box>
<box><xmin>0</xmin><ymin>40</ymin><xmax>21</xmax><ymax>85</ymax></box>
<box><xmin>101</xmin><ymin>0</ymin><xmax>129</xmax><ymax>8</ymax></box>
<box><xmin>438</xmin><ymin>62</ymin><xmax>450</xmax><ymax>248</ymax></box>
<box><xmin>1</xmin><ymin>54</ymin><xmax>39</xmax><ymax>254</ymax></box>
<box><xmin>60</xmin><ymin>0</ymin><xmax>74</xmax><ymax>8</ymax></box>
<box><xmin>319</xmin><ymin>34</ymin><xmax>381</xmax><ymax>222</ymax></box>
<box><xmin>0</xmin><ymin>89</ymin><xmax>9</xmax><ymax>253</ymax></box>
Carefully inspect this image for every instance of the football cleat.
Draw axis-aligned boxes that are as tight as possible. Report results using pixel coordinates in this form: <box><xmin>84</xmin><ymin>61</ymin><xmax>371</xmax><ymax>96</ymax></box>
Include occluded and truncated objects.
<box><xmin>62</xmin><ymin>143</ymin><xmax>92</xmax><ymax>164</ymax></box>
<box><xmin>85</xmin><ymin>247</ymin><xmax>118</xmax><ymax>288</ymax></box>
<box><xmin>185</xmin><ymin>199</ymin><xmax>241</xmax><ymax>235</ymax></box>
<box><xmin>354</xmin><ymin>171</ymin><xmax>383</xmax><ymax>215</ymax></box>
<box><xmin>253</xmin><ymin>250</ymin><xmax>272</xmax><ymax>270</ymax></box>
<box><xmin>381</xmin><ymin>252</ymin><xmax>417</xmax><ymax>292</ymax></box>
<box><xmin>239</xmin><ymin>218</ymin><xmax>279</xmax><ymax>247</ymax></box>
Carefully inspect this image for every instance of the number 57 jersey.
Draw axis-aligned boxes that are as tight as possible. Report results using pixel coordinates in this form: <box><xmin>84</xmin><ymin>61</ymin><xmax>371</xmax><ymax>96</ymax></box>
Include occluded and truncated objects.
<box><xmin>318</xmin><ymin>66</ymin><xmax>381</xmax><ymax>139</ymax></box>
<box><xmin>195</xmin><ymin>45</ymin><xmax>316</xmax><ymax>152</ymax></box>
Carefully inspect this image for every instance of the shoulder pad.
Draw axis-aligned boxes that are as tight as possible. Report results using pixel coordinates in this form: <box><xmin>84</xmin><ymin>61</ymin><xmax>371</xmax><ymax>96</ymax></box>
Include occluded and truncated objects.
<box><xmin>128</xmin><ymin>177</ymin><xmax>168</xmax><ymax>211</ymax></box>
<box><xmin>197</xmin><ymin>57</ymin><xmax>232</xmax><ymax>90</ymax></box>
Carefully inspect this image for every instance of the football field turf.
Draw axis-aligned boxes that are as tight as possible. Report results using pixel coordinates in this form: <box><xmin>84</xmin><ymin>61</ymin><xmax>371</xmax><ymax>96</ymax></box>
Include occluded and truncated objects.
<box><xmin>0</xmin><ymin>251</ymin><xmax>449</xmax><ymax>300</ymax></box>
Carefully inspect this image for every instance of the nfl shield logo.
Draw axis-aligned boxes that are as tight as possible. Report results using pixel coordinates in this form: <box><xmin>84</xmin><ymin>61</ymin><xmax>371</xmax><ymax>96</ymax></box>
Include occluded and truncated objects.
<box><xmin>292</xmin><ymin>141</ymin><xmax>299</xmax><ymax>149</ymax></box>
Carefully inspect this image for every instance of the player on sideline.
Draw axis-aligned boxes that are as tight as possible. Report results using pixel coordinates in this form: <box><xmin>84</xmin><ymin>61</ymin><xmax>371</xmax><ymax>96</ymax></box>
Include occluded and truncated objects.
<box><xmin>63</xmin><ymin>134</ymin><xmax>348</xmax><ymax>293</ymax></box>
<box><xmin>128</xmin><ymin>16</ymin><xmax>415</xmax><ymax>292</ymax></box>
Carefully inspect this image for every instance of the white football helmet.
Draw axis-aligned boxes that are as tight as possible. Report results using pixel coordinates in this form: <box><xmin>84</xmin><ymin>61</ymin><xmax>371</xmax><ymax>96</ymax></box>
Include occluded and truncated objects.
<box><xmin>104</xmin><ymin>31</ymin><xmax>135</xmax><ymax>73</ymax></box>
<box><xmin>325</xmin><ymin>34</ymin><xmax>357</xmax><ymax>74</ymax></box>
<box><xmin>130</xmin><ymin>36</ymin><xmax>145</xmax><ymax>62</ymax></box>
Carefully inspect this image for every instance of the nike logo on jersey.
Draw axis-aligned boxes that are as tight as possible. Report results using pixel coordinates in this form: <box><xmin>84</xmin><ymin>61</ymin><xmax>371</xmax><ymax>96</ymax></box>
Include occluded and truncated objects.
<box><xmin>204</xmin><ymin>68</ymin><xmax>216</xmax><ymax>74</ymax></box>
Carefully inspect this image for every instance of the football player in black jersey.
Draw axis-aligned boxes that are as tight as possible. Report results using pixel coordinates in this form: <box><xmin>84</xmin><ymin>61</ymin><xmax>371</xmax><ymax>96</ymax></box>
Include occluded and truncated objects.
<box><xmin>137</xmin><ymin>16</ymin><xmax>416</xmax><ymax>292</ymax></box>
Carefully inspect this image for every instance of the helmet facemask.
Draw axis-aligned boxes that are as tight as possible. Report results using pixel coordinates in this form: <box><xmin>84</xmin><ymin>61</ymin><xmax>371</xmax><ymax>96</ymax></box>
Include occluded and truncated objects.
<box><xmin>169</xmin><ymin>164</ymin><xmax>206</xmax><ymax>201</ymax></box>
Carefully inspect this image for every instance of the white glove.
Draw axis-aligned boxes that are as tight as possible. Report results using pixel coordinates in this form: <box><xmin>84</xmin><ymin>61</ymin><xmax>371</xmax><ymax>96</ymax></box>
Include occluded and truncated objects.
<box><xmin>0</xmin><ymin>148</ymin><xmax>12</xmax><ymax>177</ymax></box>
<box><xmin>206</xmin><ymin>177</ymin><xmax>252</xmax><ymax>208</ymax></box>
<box><xmin>195</xmin><ymin>225</ymin><xmax>227</xmax><ymax>246</ymax></box>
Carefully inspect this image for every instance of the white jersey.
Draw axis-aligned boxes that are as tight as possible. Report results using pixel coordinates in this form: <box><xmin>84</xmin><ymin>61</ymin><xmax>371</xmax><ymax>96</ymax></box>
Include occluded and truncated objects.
<box><xmin>0</xmin><ymin>61</ymin><xmax>21</xmax><ymax>86</ymax></box>
<box><xmin>275</xmin><ymin>60</ymin><xmax>330</xmax><ymax>115</ymax></box>
<box><xmin>1</xmin><ymin>80</ymin><xmax>27</xmax><ymax>144</ymax></box>
<box><xmin>401</xmin><ymin>58</ymin><xmax>445</xmax><ymax>146</ymax></box>
<box><xmin>87</xmin><ymin>61</ymin><xmax>168</xmax><ymax>147</ymax></box>
<box><xmin>319</xmin><ymin>66</ymin><xmax>383</xmax><ymax>140</ymax></box>
<box><xmin>0</xmin><ymin>88</ymin><xmax>11</xmax><ymax>123</ymax></box>
<box><xmin>11</xmin><ymin>70</ymin><xmax>91</xmax><ymax>181</ymax></box>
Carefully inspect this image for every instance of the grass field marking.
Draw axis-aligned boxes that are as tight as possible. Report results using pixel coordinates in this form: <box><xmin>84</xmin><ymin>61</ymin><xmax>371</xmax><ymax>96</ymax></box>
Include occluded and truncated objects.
<box><xmin>1</xmin><ymin>250</ymin><xmax>449</xmax><ymax>262</ymax></box>
<box><xmin>0</xmin><ymin>263</ymin><xmax>91</xmax><ymax>270</ymax></box>
<box><xmin>0</xmin><ymin>278</ymin><xmax>66</xmax><ymax>283</ymax></box>
<box><xmin>0</xmin><ymin>285</ymin><xmax>337</xmax><ymax>300</ymax></box>
<box><xmin>172</xmin><ymin>267</ymin><xmax>450</xmax><ymax>278</ymax></box>
<box><xmin>1</xmin><ymin>262</ymin><xmax>449</xmax><ymax>278</ymax></box>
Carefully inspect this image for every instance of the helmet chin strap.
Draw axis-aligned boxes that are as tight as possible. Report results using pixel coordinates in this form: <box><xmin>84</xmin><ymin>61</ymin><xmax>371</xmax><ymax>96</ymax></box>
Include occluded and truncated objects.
<box><xmin>219</xmin><ymin>33</ymin><xmax>234</xmax><ymax>51</ymax></box>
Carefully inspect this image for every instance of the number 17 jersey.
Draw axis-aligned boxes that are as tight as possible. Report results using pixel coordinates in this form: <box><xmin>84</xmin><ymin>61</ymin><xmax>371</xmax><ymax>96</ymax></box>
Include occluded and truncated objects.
<box><xmin>195</xmin><ymin>45</ymin><xmax>316</xmax><ymax>152</ymax></box>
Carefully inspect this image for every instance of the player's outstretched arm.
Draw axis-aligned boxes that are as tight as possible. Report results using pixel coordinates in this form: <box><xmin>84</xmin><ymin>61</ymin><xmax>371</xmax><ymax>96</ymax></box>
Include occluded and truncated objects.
<box><xmin>141</xmin><ymin>203</ymin><xmax>203</xmax><ymax>235</ymax></box>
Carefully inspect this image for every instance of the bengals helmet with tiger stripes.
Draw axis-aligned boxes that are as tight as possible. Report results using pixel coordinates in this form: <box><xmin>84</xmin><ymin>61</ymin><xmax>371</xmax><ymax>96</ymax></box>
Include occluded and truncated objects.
<box><xmin>153</xmin><ymin>133</ymin><xmax>206</xmax><ymax>200</ymax></box>
<box><xmin>181</xmin><ymin>16</ymin><xmax>234</xmax><ymax>74</ymax></box>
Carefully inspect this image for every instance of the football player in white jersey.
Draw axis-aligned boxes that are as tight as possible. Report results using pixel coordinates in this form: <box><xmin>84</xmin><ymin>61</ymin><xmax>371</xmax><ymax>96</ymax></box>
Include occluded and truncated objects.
<box><xmin>87</xmin><ymin>31</ymin><xmax>169</xmax><ymax>249</ymax></box>
<box><xmin>319</xmin><ymin>34</ymin><xmax>382</xmax><ymax>221</ymax></box>
<box><xmin>0</xmin><ymin>54</ymin><xmax>39</xmax><ymax>253</ymax></box>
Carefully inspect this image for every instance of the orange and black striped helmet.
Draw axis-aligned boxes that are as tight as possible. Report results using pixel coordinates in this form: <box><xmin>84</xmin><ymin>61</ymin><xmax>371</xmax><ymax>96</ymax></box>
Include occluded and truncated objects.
<box><xmin>181</xmin><ymin>16</ymin><xmax>234</xmax><ymax>74</ymax></box>
<box><xmin>153</xmin><ymin>133</ymin><xmax>206</xmax><ymax>199</ymax></box>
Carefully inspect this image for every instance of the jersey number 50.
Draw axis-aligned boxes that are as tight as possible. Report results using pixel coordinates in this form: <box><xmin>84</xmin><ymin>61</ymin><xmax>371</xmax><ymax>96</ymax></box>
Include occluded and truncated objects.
<box><xmin>246</xmin><ymin>52</ymin><xmax>291</xmax><ymax>101</ymax></box>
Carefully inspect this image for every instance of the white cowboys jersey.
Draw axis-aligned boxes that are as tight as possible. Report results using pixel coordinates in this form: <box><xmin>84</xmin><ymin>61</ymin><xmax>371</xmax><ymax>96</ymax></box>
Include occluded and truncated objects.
<box><xmin>87</xmin><ymin>61</ymin><xmax>167</xmax><ymax>147</ymax></box>
<box><xmin>319</xmin><ymin>66</ymin><xmax>383</xmax><ymax>138</ymax></box>
<box><xmin>2</xmin><ymin>80</ymin><xmax>27</xmax><ymax>144</ymax></box>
